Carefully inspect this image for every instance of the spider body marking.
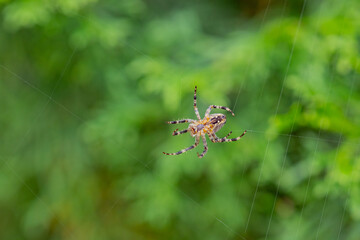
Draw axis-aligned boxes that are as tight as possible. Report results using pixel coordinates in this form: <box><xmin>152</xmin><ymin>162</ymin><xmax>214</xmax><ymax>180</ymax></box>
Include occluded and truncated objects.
<box><xmin>188</xmin><ymin>113</ymin><xmax>226</xmax><ymax>137</ymax></box>
<box><xmin>163</xmin><ymin>86</ymin><xmax>247</xmax><ymax>158</ymax></box>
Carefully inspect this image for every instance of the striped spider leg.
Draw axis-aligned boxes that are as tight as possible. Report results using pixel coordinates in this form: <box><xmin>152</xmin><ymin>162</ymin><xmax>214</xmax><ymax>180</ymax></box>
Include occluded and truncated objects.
<box><xmin>193</xmin><ymin>85</ymin><xmax>201</xmax><ymax>120</ymax></box>
<box><xmin>197</xmin><ymin>134</ymin><xmax>208</xmax><ymax>158</ymax></box>
<box><xmin>205</xmin><ymin>105</ymin><xmax>235</xmax><ymax>118</ymax></box>
<box><xmin>163</xmin><ymin>133</ymin><xmax>200</xmax><ymax>156</ymax></box>
<box><xmin>208</xmin><ymin>130</ymin><xmax>247</xmax><ymax>143</ymax></box>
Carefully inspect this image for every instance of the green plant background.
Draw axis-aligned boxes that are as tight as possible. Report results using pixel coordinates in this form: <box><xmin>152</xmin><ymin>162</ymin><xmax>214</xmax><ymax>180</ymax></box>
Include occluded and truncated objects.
<box><xmin>1</xmin><ymin>0</ymin><xmax>360</xmax><ymax>239</ymax></box>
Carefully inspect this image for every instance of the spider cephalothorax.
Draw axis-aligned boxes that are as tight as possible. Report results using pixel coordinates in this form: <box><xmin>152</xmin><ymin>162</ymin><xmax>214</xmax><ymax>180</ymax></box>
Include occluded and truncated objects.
<box><xmin>163</xmin><ymin>86</ymin><xmax>247</xmax><ymax>158</ymax></box>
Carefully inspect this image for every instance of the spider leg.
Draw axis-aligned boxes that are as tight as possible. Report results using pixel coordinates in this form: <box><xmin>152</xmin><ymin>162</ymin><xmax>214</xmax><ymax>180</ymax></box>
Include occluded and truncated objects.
<box><xmin>224</xmin><ymin>131</ymin><xmax>233</xmax><ymax>139</ymax></box>
<box><xmin>205</xmin><ymin>105</ymin><xmax>235</xmax><ymax>118</ymax></box>
<box><xmin>163</xmin><ymin>134</ymin><xmax>200</xmax><ymax>156</ymax></box>
<box><xmin>172</xmin><ymin>128</ymin><xmax>188</xmax><ymax>136</ymax></box>
<box><xmin>207</xmin><ymin>130</ymin><xmax>232</xmax><ymax>142</ymax></box>
<box><xmin>213</xmin><ymin>130</ymin><xmax>247</xmax><ymax>142</ymax></box>
<box><xmin>194</xmin><ymin>86</ymin><xmax>201</xmax><ymax>120</ymax></box>
<box><xmin>197</xmin><ymin>134</ymin><xmax>208</xmax><ymax>158</ymax></box>
<box><xmin>210</xmin><ymin>130</ymin><xmax>242</xmax><ymax>142</ymax></box>
<box><xmin>167</xmin><ymin>119</ymin><xmax>194</xmax><ymax>124</ymax></box>
<box><xmin>208</xmin><ymin>132</ymin><xmax>217</xmax><ymax>143</ymax></box>
<box><xmin>209</xmin><ymin>132</ymin><xmax>224</xmax><ymax>142</ymax></box>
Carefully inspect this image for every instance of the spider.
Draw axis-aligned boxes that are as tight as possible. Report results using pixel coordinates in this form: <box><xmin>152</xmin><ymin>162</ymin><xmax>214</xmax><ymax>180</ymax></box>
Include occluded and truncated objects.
<box><xmin>163</xmin><ymin>86</ymin><xmax>247</xmax><ymax>158</ymax></box>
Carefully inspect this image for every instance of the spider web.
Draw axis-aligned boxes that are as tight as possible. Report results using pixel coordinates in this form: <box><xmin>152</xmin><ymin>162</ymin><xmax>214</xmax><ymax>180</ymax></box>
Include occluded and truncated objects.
<box><xmin>1</xmin><ymin>0</ymin><xmax>359</xmax><ymax>239</ymax></box>
<box><xmin>289</xmin><ymin>1</ymin><xmax>354</xmax><ymax>239</ymax></box>
<box><xmin>233</xmin><ymin>0</ymin><xmax>358</xmax><ymax>239</ymax></box>
<box><xmin>243</xmin><ymin>0</ymin><xmax>308</xmax><ymax>234</ymax></box>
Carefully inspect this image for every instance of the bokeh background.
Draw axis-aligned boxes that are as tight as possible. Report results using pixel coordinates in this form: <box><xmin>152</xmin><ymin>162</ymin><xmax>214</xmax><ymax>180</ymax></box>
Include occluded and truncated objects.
<box><xmin>1</xmin><ymin>0</ymin><xmax>360</xmax><ymax>239</ymax></box>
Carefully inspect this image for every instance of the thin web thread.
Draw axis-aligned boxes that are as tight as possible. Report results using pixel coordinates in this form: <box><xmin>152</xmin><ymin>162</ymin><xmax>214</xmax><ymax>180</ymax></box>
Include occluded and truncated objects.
<box><xmin>242</xmin><ymin>130</ymin><xmax>358</xmax><ymax>145</ymax></box>
<box><xmin>315</xmin><ymin>136</ymin><xmax>342</xmax><ymax>239</ymax></box>
<box><xmin>114</xmin><ymin>146</ymin><xmax>248</xmax><ymax>240</ymax></box>
<box><xmin>245</xmin><ymin>0</ymin><xmax>307</xmax><ymax>232</ymax></box>
<box><xmin>289</xmin><ymin>0</ymin><xmax>334</xmax><ymax>237</ymax></box>
<box><xmin>313</xmin><ymin>1</ymin><xmax>354</xmax><ymax>238</ymax></box>
<box><xmin>229</xmin><ymin>2</ymin><xmax>289</xmax><ymax>235</ymax></box>
<box><xmin>336</xmin><ymin>60</ymin><xmax>359</xmax><ymax>239</ymax></box>
<box><xmin>0</xmin><ymin>64</ymin><xmax>83</xmax><ymax>121</ymax></box>
<box><xmin>265</xmin><ymin>101</ymin><xmax>302</xmax><ymax>238</ymax></box>
<box><xmin>315</xmin><ymin>63</ymin><xmax>358</xmax><ymax>239</ymax></box>
<box><xmin>292</xmin><ymin>8</ymin><xmax>348</xmax><ymax>240</ymax></box>
<box><xmin>12</xmin><ymin>48</ymin><xmax>77</xmax><ymax>155</ymax></box>
<box><xmin>0</xmin><ymin>48</ymin><xmax>77</xmax><ymax>238</ymax></box>
<box><xmin>0</xmin><ymin>157</ymin><xmax>76</xmax><ymax>239</ymax></box>
<box><xmin>294</xmin><ymin>58</ymin><xmax>343</xmax><ymax>239</ymax></box>
<box><xmin>232</xmin><ymin>0</ymin><xmax>273</xmax><ymax>113</ymax></box>
<box><xmin>225</xmin><ymin>0</ymin><xmax>279</xmax><ymax>237</ymax></box>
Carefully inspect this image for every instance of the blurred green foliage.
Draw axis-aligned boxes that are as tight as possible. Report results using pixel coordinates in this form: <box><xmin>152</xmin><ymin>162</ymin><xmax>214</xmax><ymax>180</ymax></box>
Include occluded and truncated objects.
<box><xmin>1</xmin><ymin>0</ymin><xmax>360</xmax><ymax>239</ymax></box>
